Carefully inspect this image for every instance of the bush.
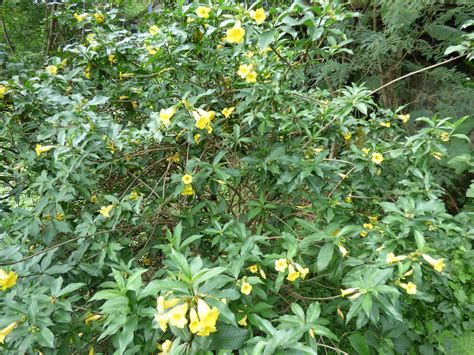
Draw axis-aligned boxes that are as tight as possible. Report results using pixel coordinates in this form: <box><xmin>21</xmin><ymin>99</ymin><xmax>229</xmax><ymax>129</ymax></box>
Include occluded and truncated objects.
<box><xmin>0</xmin><ymin>2</ymin><xmax>472</xmax><ymax>354</ymax></box>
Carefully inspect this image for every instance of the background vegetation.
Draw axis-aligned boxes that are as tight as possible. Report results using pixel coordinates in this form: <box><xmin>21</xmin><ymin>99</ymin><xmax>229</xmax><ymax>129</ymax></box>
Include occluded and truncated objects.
<box><xmin>0</xmin><ymin>0</ymin><xmax>472</xmax><ymax>354</ymax></box>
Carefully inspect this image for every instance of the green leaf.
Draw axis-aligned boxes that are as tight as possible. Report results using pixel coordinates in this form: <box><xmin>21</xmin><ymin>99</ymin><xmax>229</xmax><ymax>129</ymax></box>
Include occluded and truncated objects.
<box><xmin>38</xmin><ymin>327</ymin><xmax>55</xmax><ymax>348</ymax></box>
<box><xmin>259</xmin><ymin>30</ymin><xmax>276</xmax><ymax>50</ymax></box>
<box><xmin>348</xmin><ymin>333</ymin><xmax>370</xmax><ymax>355</ymax></box>
<box><xmin>209</xmin><ymin>324</ymin><xmax>249</xmax><ymax>351</ymax></box>
<box><xmin>317</xmin><ymin>243</ymin><xmax>334</xmax><ymax>271</ymax></box>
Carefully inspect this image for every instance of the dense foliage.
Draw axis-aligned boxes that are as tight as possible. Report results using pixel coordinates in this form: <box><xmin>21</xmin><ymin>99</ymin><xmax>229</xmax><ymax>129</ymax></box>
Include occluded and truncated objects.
<box><xmin>0</xmin><ymin>1</ymin><xmax>473</xmax><ymax>354</ymax></box>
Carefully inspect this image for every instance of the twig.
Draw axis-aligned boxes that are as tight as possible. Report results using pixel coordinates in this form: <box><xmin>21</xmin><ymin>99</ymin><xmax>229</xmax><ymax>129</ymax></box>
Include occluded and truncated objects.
<box><xmin>370</xmin><ymin>54</ymin><xmax>464</xmax><ymax>95</ymax></box>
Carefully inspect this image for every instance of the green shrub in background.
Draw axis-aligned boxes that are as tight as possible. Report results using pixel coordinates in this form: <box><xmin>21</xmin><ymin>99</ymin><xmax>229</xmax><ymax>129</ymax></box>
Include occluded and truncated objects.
<box><xmin>0</xmin><ymin>1</ymin><xmax>473</xmax><ymax>354</ymax></box>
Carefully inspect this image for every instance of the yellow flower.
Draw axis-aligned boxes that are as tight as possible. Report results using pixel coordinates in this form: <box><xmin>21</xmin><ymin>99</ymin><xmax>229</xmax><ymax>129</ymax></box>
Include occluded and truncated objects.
<box><xmin>166</xmin><ymin>152</ymin><xmax>181</xmax><ymax>163</ymax></box>
<box><xmin>146</xmin><ymin>45</ymin><xmax>158</xmax><ymax>55</ymax></box>
<box><xmin>157</xmin><ymin>296</ymin><xmax>181</xmax><ymax>314</ymax></box>
<box><xmin>85</xmin><ymin>314</ymin><xmax>102</xmax><ymax>325</ymax></box>
<box><xmin>342</xmin><ymin>132</ymin><xmax>352</xmax><ymax>141</ymax></box>
<box><xmin>359</xmin><ymin>231</ymin><xmax>368</xmax><ymax>237</ymax></box>
<box><xmin>0</xmin><ymin>321</ymin><xmax>18</xmax><ymax>344</ymax></box>
<box><xmin>189</xmin><ymin>299</ymin><xmax>219</xmax><ymax>336</ymax></box>
<box><xmin>338</xmin><ymin>245</ymin><xmax>349</xmax><ymax>257</ymax></box>
<box><xmin>371</xmin><ymin>152</ymin><xmax>384</xmax><ymax>164</ymax></box>
<box><xmin>386</xmin><ymin>252</ymin><xmax>407</xmax><ymax>264</ymax></box>
<box><xmin>149</xmin><ymin>25</ymin><xmax>159</xmax><ymax>35</ymax></box>
<box><xmin>158</xmin><ymin>339</ymin><xmax>173</xmax><ymax>355</ymax></box>
<box><xmin>46</xmin><ymin>65</ymin><xmax>58</xmax><ymax>75</ymax></box>
<box><xmin>380</xmin><ymin>121</ymin><xmax>391</xmax><ymax>128</ymax></box>
<box><xmin>222</xmin><ymin>107</ymin><xmax>235</xmax><ymax>118</ymax></box>
<box><xmin>238</xmin><ymin>64</ymin><xmax>252</xmax><ymax>78</ymax></box>
<box><xmin>108</xmin><ymin>54</ymin><xmax>116</xmax><ymax>63</ymax></box>
<box><xmin>422</xmin><ymin>254</ymin><xmax>446</xmax><ymax>273</ymax></box>
<box><xmin>248</xmin><ymin>264</ymin><xmax>258</xmax><ymax>273</ymax></box>
<box><xmin>196</xmin><ymin>6</ymin><xmax>211</xmax><ymax>19</ymax></box>
<box><xmin>432</xmin><ymin>152</ymin><xmax>443</xmax><ymax>160</ymax></box>
<box><xmin>341</xmin><ymin>288</ymin><xmax>358</xmax><ymax>297</ymax></box>
<box><xmin>400</xmin><ymin>282</ymin><xmax>417</xmax><ymax>295</ymax></box>
<box><xmin>368</xmin><ymin>216</ymin><xmax>378</xmax><ymax>224</ymax></box>
<box><xmin>84</xmin><ymin>64</ymin><xmax>92</xmax><ymax>79</ymax></box>
<box><xmin>294</xmin><ymin>263</ymin><xmax>309</xmax><ymax>279</ymax></box>
<box><xmin>361</xmin><ymin>148</ymin><xmax>369</xmax><ymax>155</ymax></box>
<box><xmin>160</xmin><ymin>107</ymin><xmax>177</xmax><ymax>126</ymax></box>
<box><xmin>94</xmin><ymin>13</ymin><xmax>104</xmax><ymax>24</ymax></box>
<box><xmin>245</xmin><ymin>71</ymin><xmax>257</xmax><ymax>83</ymax></box>
<box><xmin>35</xmin><ymin>144</ymin><xmax>54</xmax><ymax>157</ymax></box>
<box><xmin>194</xmin><ymin>134</ymin><xmax>201</xmax><ymax>144</ymax></box>
<box><xmin>182</xmin><ymin>184</ymin><xmax>194</xmax><ymax>196</ymax></box>
<box><xmin>206</xmin><ymin>124</ymin><xmax>213</xmax><ymax>134</ymax></box>
<box><xmin>193</xmin><ymin>109</ymin><xmax>215</xmax><ymax>129</ymax></box>
<box><xmin>275</xmin><ymin>258</ymin><xmax>288</xmax><ymax>272</ymax></box>
<box><xmin>129</xmin><ymin>191</ymin><xmax>141</xmax><ymax>200</ymax></box>
<box><xmin>182</xmin><ymin>174</ymin><xmax>193</xmax><ymax>185</ymax></box>
<box><xmin>0</xmin><ymin>85</ymin><xmax>8</xmax><ymax>99</ymax></box>
<box><xmin>155</xmin><ymin>312</ymin><xmax>170</xmax><ymax>332</ymax></box>
<box><xmin>74</xmin><ymin>13</ymin><xmax>88</xmax><ymax>22</ymax></box>
<box><xmin>398</xmin><ymin>114</ymin><xmax>410</xmax><ymax>123</ymax></box>
<box><xmin>98</xmin><ymin>205</ymin><xmax>114</xmax><ymax>218</ymax></box>
<box><xmin>238</xmin><ymin>315</ymin><xmax>248</xmax><ymax>326</ymax></box>
<box><xmin>55</xmin><ymin>212</ymin><xmax>65</xmax><ymax>221</ymax></box>
<box><xmin>168</xmin><ymin>303</ymin><xmax>188</xmax><ymax>328</ymax></box>
<box><xmin>345</xmin><ymin>195</ymin><xmax>352</xmax><ymax>203</ymax></box>
<box><xmin>287</xmin><ymin>264</ymin><xmax>300</xmax><ymax>282</ymax></box>
<box><xmin>225</xmin><ymin>22</ymin><xmax>245</xmax><ymax>44</ymax></box>
<box><xmin>90</xmin><ymin>194</ymin><xmax>97</xmax><ymax>203</ymax></box>
<box><xmin>363</xmin><ymin>223</ymin><xmax>373</xmax><ymax>230</ymax></box>
<box><xmin>249</xmin><ymin>8</ymin><xmax>266</xmax><ymax>25</ymax></box>
<box><xmin>439</xmin><ymin>132</ymin><xmax>450</xmax><ymax>142</ymax></box>
<box><xmin>0</xmin><ymin>269</ymin><xmax>18</xmax><ymax>291</ymax></box>
<box><xmin>187</xmin><ymin>17</ymin><xmax>195</xmax><ymax>23</ymax></box>
<box><xmin>240</xmin><ymin>281</ymin><xmax>252</xmax><ymax>295</ymax></box>
<box><xmin>404</xmin><ymin>269</ymin><xmax>414</xmax><ymax>277</ymax></box>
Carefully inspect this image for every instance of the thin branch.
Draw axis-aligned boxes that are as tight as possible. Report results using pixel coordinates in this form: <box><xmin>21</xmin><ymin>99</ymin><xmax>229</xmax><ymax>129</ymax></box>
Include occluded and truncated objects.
<box><xmin>370</xmin><ymin>54</ymin><xmax>464</xmax><ymax>95</ymax></box>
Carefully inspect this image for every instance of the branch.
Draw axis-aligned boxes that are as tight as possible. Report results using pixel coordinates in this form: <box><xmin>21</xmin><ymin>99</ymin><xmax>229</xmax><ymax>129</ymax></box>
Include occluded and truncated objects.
<box><xmin>370</xmin><ymin>54</ymin><xmax>465</xmax><ymax>95</ymax></box>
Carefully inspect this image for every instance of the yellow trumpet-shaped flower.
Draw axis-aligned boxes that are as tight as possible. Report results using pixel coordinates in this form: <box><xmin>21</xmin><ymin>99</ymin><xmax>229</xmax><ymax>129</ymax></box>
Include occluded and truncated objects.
<box><xmin>399</xmin><ymin>282</ymin><xmax>417</xmax><ymax>295</ymax></box>
<box><xmin>35</xmin><ymin>144</ymin><xmax>54</xmax><ymax>157</ymax></box>
<box><xmin>422</xmin><ymin>254</ymin><xmax>446</xmax><ymax>273</ymax></box>
<box><xmin>398</xmin><ymin>114</ymin><xmax>410</xmax><ymax>123</ymax></box>
<box><xmin>159</xmin><ymin>107</ymin><xmax>176</xmax><ymax>126</ymax></box>
<box><xmin>287</xmin><ymin>264</ymin><xmax>300</xmax><ymax>282</ymax></box>
<box><xmin>371</xmin><ymin>152</ymin><xmax>384</xmax><ymax>164</ymax></box>
<box><xmin>294</xmin><ymin>263</ymin><xmax>309</xmax><ymax>279</ymax></box>
<box><xmin>193</xmin><ymin>109</ymin><xmax>215</xmax><ymax>129</ymax></box>
<box><xmin>168</xmin><ymin>303</ymin><xmax>188</xmax><ymax>329</ymax></box>
<box><xmin>0</xmin><ymin>269</ymin><xmax>18</xmax><ymax>291</ymax></box>
<box><xmin>0</xmin><ymin>321</ymin><xmax>18</xmax><ymax>344</ymax></box>
<box><xmin>225</xmin><ymin>22</ymin><xmax>245</xmax><ymax>44</ymax></box>
<box><xmin>94</xmin><ymin>13</ymin><xmax>104</xmax><ymax>24</ymax></box>
<box><xmin>158</xmin><ymin>339</ymin><xmax>173</xmax><ymax>355</ymax></box>
<box><xmin>129</xmin><ymin>191</ymin><xmax>141</xmax><ymax>200</ymax></box>
<box><xmin>74</xmin><ymin>13</ymin><xmax>88</xmax><ymax>22</ymax></box>
<box><xmin>238</xmin><ymin>315</ymin><xmax>248</xmax><ymax>326</ymax></box>
<box><xmin>98</xmin><ymin>205</ymin><xmax>114</xmax><ymax>218</ymax></box>
<box><xmin>248</xmin><ymin>264</ymin><xmax>258</xmax><ymax>273</ymax></box>
<box><xmin>363</xmin><ymin>223</ymin><xmax>373</xmax><ymax>230</ymax></box>
<box><xmin>182</xmin><ymin>174</ymin><xmax>193</xmax><ymax>185</ymax></box>
<box><xmin>238</xmin><ymin>64</ymin><xmax>252</xmax><ymax>78</ymax></box>
<box><xmin>249</xmin><ymin>8</ymin><xmax>266</xmax><ymax>25</ymax></box>
<box><xmin>155</xmin><ymin>312</ymin><xmax>170</xmax><ymax>332</ymax></box>
<box><xmin>189</xmin><ymin>299</ymin><xmax>220</xmax><ymax>336</ymax></box>
<box><xmin>46</xmin><ymin>65</ymin><xmax>58</xmax><ymax>76</ymax></box>
<box><xmin>386</xmin><ymin>252</ymin><xmax>407</xmax><ymax>264</ymax></box>
<box><xmin>340</xmin><ymin>288</ymin><xmax>358</xmax><ymax>297</ymax></box>
<box><xmin>196</xmin><ymin>6</ymin><xmax>211</xmax><ymax>19</ymax></box>
<box><xmin>222</xmin><ymin>107</ymin><xmax>235</xmax><ymax>118</ymax></box>
<box><xmin>157</xmin><ymin>296</ymin><xmax>181</xmax><ymax>314</ymax></box>
<box><xmin>85</xmin><ymin>314</ymin><xmax>102</xmax><ymax>325</ymax></box>
<box><xmin>380</xmin><ymin>121</ymin><xmax>391</xmax><ymax>128</ymax></box>
<box><xmin>182</xmin><ymin>184</ymin><xmax>194</xmax><ymax>196</ymax></box>
<box><xmin>338</xmin><ymin>245</ymin><xmax>349</xmax><ymax>257</ymax></box>
<box><xmin>149</xmin><ymin>25</ymin><xmax>159</xmax><ymax>35</ymax></box>
<box><xmin>240</xmin><ymin>281</ymin><xmax>252</xmax><ymax>295</ymax></box>
<box><xmin>181</xmin><ymin>184</ymin><xmax>194</xmax><ymax>196</ymax></box>
<box><xmin>0</xmin><ymin>85</ymin><xmax>8</xmax><ymax>99</ymax></box>
<box><xmin>275</xmin><ymin>258</ymin><xmax>288</xmax><ymax>272</ymax></box>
